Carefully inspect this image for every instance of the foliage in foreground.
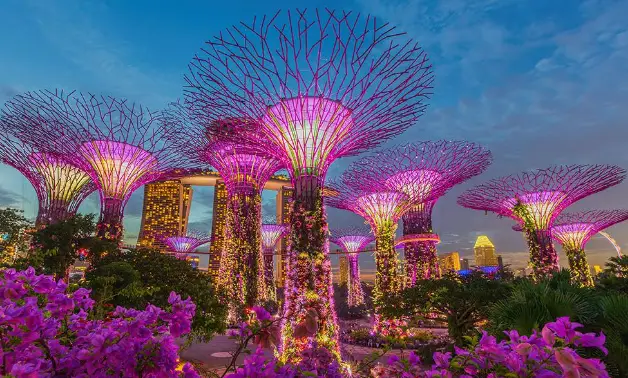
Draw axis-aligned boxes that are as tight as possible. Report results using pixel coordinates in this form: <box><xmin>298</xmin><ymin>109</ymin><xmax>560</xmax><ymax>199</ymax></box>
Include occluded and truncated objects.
<box><xmin>85</xmin><ymin>248</ymin><xmax>227</xmax><ymax>342</ymax></box>
<box><xmin>0</xmin><ymin>267</ymin><xmax>200</xmax><ymax>377</ymax></box>
<box><xmin>223</xmin><ymin>307</ymin><xmax>609</xmax><ymax>377</ymax></box>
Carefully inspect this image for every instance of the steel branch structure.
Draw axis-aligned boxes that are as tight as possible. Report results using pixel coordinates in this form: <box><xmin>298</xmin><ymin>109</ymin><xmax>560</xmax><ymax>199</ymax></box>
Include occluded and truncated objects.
<box><xmin>330</xmin><ymin>228</ymin><xmax>373</xmax><ymax>307</ymax></box>
<box><xmin>261</xmin><ymin>223</ymin><xmax>288</xmax><ymax>301</ymax></box>
<box><xmin>165</xmin><ymin>104</ymin><xmax>282</xmax><ymax>318</ymax></box>
<box><xmin>328</xmin><ymin>178</ymin><xmax>411</xmax><ymax>312</ymax></box>
<box><xmin>4</xmin><ymin>90</ymin><xmax>194</xmax><ymax>241</ymax></box>
<box><xmin>0</xmin><ymin>125</ymin><xmax>95</xmax><ymax>226</ymax></box>
<box><xmin>159</xmin><ymin>231</ymin><xmax>211</xmax><ymax>260</ymax></box>
<box><xmin>552</xmin><ymin>210</ymin><xmax>628</xmax><ymax>286</ymax></box>
<box><xmin>347</xmin><ymin>141</ymin><xmax>492</xmax><ymax>285</ymax></box>
<box><xmin>458</xmin><ymin>165</ymin><xmax>625</xmax><ymax>279</ymax></box>
<box><xmin>184</xmin><ymin>9</ymin><xmax>433</xmax><ymax>360</ymax></box>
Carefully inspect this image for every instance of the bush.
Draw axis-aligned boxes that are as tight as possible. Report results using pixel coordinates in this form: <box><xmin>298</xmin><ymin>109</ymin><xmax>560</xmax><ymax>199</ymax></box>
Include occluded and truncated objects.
<box><xmin>86</xmin><ymin>248</ymin><xmax>227</xmax><ymax>342</ymax></box>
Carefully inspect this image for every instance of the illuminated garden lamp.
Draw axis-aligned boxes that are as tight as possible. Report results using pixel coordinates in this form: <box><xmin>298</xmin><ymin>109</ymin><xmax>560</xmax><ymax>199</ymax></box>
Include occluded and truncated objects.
<box><xmin>3</xmin><ymin>90</ymin><xmax>194</xmax><ymax>241</ymax></box>
<box><xmin>458</xmin><ymin>165</ymin><xmax>625</xmax><ymax>279</ymax></box>
<box><xmin>184</xmin><ymin>9</ymin><xmax>433</xmax><ymax>360</ymax></box>
<box><xmin>351</xmin><ymin>141</ymin><xmax>492</xmax><ymax>285</ymax></box>
<box><xmin>515</xmin><ymin>209</ymin><xmax>628</xmax><ymax>286</ymax></box>
<box><xmin>330</xmin><ymin>228</ymin><xmax>373</xmax><ymax>307</ymax></box>
<box><xmin>0</xmin><ymin>120</ymin><xmax>94</xmax><ymax>226</ymax></box>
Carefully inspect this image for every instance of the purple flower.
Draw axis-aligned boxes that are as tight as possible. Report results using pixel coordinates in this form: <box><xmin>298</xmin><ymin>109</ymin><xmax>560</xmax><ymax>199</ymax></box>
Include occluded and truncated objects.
<box><xmin>575</xmin><ymin>331</ymin><xmax>608</xmax><ymax>355</ymax></box>
<box><xmin>251</xmin><ymin>306</ymin><xmax>272</xmax><ymax>322</ymax></box>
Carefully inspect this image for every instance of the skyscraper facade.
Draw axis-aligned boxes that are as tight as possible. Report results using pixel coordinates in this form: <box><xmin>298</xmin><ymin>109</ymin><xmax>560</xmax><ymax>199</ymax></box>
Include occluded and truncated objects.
<box><xmin>137</xmin><ymin>180</ymin><xmax>193</xmax><ymax>251</ymax></box>
<box><xmin>474</xmin><ymin>235</ymin><xmax>498</xmax><ymax>266</ymax></box>
<box><xmin>276</xmin><ymin>185</ymin><xmax>293</xmax><ymax>287</ymax></box>
<box><xmin>208</xmin><ymin>180</ymin><xmax>227</xmax><ymax>278</ymax></box>
<box><xmin>338</xmin><ymin>254</ymin><xmax>348</xmax><ymax>285</ymax></box>
<box><xmin>439</xmin><ymin>251</ymin><xmax>461</xmax><ymax>273</ymax></box>
<box><xmin>460</xmin><ymin>258</ymin><xmax>470</xmax><ymax>270</ymax></box>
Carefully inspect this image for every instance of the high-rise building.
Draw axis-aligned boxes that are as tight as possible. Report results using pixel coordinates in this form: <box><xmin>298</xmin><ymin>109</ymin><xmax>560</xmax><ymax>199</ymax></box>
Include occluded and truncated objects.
<box><xmin>497</xmin><ymin>255</ymin><xmax>504</xmax><ymax>269</ymax></box>
<box><xmin>136</xmin><ymin>180</ymin><xmax>193</xmax><ymax>251</ymax></box>
<box><xmin>275</xmin><ymin>185</ymin><xmax>293</xmax><ymax>287</ymax></box>
<box><xmin>338</xmin><ymin>254</ymin><xmax>349</xmax><ymax>285</ymax></box>
<box><xmin>440</xmin><ymin>252</ymin><xmax>461</xmax><ymax>273</ymax></box>
<box><xmin>474</xmin><ymin>235</ymin><xmax>498</xmax><ymax>266</ymax></box>
<box><xmin>460</xmin><ymin>258</ymin><xmax>470</xmax><ymax>271</ymax></box>
<box><xmin>208</xmin><ymin>180</ymin><xmax>227</xmax><ymax>277</ymax></box>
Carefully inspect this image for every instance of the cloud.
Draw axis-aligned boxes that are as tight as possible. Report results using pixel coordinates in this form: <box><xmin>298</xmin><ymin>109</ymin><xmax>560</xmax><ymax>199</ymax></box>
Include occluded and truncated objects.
<box><xmin>0</xmin><ymin>186</ymin><xmax>20</xmax><ymax>207</ymax></box>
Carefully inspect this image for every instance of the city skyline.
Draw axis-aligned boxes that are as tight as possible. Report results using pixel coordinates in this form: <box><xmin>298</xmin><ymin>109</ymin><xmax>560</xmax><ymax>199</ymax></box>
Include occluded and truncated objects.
<box><xmin>1</xmin><ymin>0</ymin><xmax>627</xmax><ymax>273</ymax></box>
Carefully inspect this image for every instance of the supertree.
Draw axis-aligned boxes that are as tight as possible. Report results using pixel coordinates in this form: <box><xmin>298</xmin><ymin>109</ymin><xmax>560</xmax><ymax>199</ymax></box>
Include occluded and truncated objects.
<box><xmin>458</xmin><ymin>165</ymin><xmax>625</xmax><ymax>279</ymax></box>
<box><xmin>261</xmin><ymin>223</ymin><xmax>288</xmax><ymax>301</ymax></box>
<box><xmin>515</xmin><ymin>210</ymin><xmax>628</xmax><ymax>286</ymax></box>
<box><xmin>330</xmin><ymin>228</ymin><xmax>373</xmax><ymax>307</ymax></box>
<box><xmin>184</xmin><ymin>9</ymin><xmax>433</xmax><ymax>361</ymax></box>
<box><xmin>165</xmin><ymin>105</ymin><xmax>282</xmax><ymax>318</ymax></box>
<box><xmin>346</xmin><ymin>141</ymin><xmax>492</xmax><ymax>285</ymax></box>
<box><xmin>159</xmin><ymin>231</ymin><xmax>211</xmax><ymax>260</ymax></box>
<box><xmin>327</xmin><ymin>178</ymin><xmax>411</xmax><ymax>313</ymax></box>
<box><xmin>2</xmin><ymin>90</ymin><xmax>193</xmax><ymax>241</ymax></box>
<box><xmin>0</xmin><ymin>120</ymin><xmax>94</xmax><ymax>226</ymax></box>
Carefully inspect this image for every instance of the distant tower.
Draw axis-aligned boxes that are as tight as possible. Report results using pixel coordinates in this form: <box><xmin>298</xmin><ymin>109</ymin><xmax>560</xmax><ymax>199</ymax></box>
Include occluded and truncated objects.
<box><xmin>275</xmin><ymin>186</ymin><xmax>293</xmax><ymax>287</ymax></box>
<box><xmin>137</xmin><ymin>179</ymin><xmax>193</xmax><ymax>251</ymax></box>
<box><xmin>440</xmin><ymin>252</ymin><xmax>461</xmax><ymax>272</ymax></box>
<box><xmin>338</xmin><ymin>255</ymin><xmax>349</xmax><ymax>286</ymax></box>
<box><xmin>474</xmin><ymin>236</ymin><xmax>498</xmax><ymax>266</ymax></box>
<box><xmin>208</xmin><ymin>180</ymin><xmax>228</xmax><ymax>278</ymax></box>
<box><xmin>460</xmin><ymin>258</ymin><xmax>470</xmax><ymax>271</ymax></box>
<box><xmin>497</xmin><ymin>255</ymin><xmax>504</xmax><ymax>269</ymax></box>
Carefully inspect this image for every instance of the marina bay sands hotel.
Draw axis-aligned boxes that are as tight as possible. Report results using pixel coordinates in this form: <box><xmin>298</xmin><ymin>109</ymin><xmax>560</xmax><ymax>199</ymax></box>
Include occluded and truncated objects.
<box><xmin>135</xmin><ymin>170</ymin><xmax>293</xmax><ymax>287</ymax></box>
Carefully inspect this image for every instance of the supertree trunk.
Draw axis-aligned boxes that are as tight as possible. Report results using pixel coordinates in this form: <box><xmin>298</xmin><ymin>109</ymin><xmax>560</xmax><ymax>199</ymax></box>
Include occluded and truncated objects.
<box><xmin>263</xmin><ymin>249</ymin><xmax>276</xmax><ymax>301</ymax></box>
<box><xmin>524</xmin><ymin>229</ymin><xmax>559</xmax><ymax>279</ymax></box>
<box><xmin>218</xmin><ymin>190</ymin><xmax>265</xmax><ymax>320</ymax></box>
<box><xmin>373</xmin><ymin>221</ymin><xmax>400</xmax><ymax>308</ymax></box>
<box><xmin>564</xmin><ymin>247</ymin><xmax>594</xmax><ymax>287</ymax></box>
<box><xmin>402</xmin><ymin>202</ymin><xmax>440</xmax><ymax>284</ymax></box>
<box><xmin>97</xmin><ymin>198</ymin><xmax>124</xmax><ymax>241</ymax></box>
<box><xmin>36</xmin><ymin>200</ymin><xmax>73</xmax><ymax>227</ymax></box>
<box><xmin>347</xmin><ymin>253</ymin><xmax>364</xmax><ymax>306</ymax></box>
<box><xmin>280</xmin><ymin>175</ymin><xmax>340</xmax><ymax>363</ymax></box>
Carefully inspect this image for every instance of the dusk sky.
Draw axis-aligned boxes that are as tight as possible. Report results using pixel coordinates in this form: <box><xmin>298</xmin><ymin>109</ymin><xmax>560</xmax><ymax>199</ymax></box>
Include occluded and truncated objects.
<box><xmin>1</xmin><ymin>0</ymin><xmax>627</xmax><ymax>279</ymax></box>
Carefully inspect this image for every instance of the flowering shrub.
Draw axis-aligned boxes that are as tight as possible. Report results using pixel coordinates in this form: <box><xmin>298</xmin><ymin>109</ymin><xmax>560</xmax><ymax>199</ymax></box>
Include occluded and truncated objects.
<box><xmin>226</xmin><ymin>307</ymin><xmax>609</xmax><ymax>377</ymax></box>
<box><xmin>372</xmin><ymin>317</ymin><xmax>609</xmax><ymax>377</ymax></box>
<box><xmin>0</xmin><ymin>267</ymin><xmax>199</xmax><ymax>377</ymax></box>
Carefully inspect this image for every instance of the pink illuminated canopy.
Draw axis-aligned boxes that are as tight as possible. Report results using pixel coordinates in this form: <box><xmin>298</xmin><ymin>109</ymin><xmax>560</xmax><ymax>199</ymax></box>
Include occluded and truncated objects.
<box><xmin>261</xmin><ymin>224</ymin><xmax>288</xmax><ymax>251</ymax></box>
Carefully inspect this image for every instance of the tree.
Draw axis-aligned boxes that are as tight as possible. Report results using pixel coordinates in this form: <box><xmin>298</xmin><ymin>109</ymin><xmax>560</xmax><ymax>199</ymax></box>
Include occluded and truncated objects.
<box><xmin>597</xmin><ymin>256</ymin><xmax>628</xmax><ymax>294</ymax></box>
<box><xmin>86</xmin><ymin>248</ymin><xmax>227</xmax><ymax>342</ymax></box>
<box><xmin>382</xmin><ymin>270</ymin><xmax>512</xmax><ymax>344</ymax></box>
<box><xmin>0</xmin><ymin>208</ymin><xmax>32</xmax><ymax>264</ymax></box>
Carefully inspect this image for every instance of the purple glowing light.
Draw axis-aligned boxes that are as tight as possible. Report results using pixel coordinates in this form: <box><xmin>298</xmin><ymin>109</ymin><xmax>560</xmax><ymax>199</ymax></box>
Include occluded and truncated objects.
<box><xmin>551</xmin><ymin>210</ymin><xmax>628</xmax><ymax>250</ymax></box>
<box><xmin>79</xmin><ymin>140</ymin><xmax>158</xmax><ymax>200</ymax></box>
<box><xmin>335</xmin><ymin>191</ymin><xmax>410</xmax><ymax>231</ymax></box>
<box><xmin>386</xmin><ymin>170</ymin><xmax>442</xmax><ymax>202</ymax></box>
<box><xmin>331</xmin><ymin>230</ymin><xmax>373</xmax><ymax>307</ymax></box>
<box><xmin>261</xmin><ymin>224</ymin><xmax>288</xmax><ymax>251</ymax></box>
<box><xmin>502</xmin><ymin>191</ymin><xmax>567</xmax><ymax>229</ymax></box>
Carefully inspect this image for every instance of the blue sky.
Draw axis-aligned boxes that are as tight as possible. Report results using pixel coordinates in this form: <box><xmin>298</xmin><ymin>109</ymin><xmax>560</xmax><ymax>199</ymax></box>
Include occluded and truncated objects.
<box><xmin>1</xmin><ymin>0</ymin><xmax>628</xmax><ymax>275</ymax></box>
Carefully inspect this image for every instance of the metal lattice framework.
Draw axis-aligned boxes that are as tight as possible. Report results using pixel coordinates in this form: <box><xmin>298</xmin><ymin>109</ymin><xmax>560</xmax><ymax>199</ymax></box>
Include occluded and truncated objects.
<box><xmin>3</xmin><ymin>90</ymin><xmax>194</xmax><ymax>241</ymax></box>
<box><xmin>330</xmin><ymin>228</ymin><xmax>373</xmax><ymax>307</ymax></box>
<box><xmin>0</xmin><ymin>117</ymin><xmax>95</xmax><ymax>226</ymax></box>
<box><xmin>159</xmin><ymin>231</ymin><xmax>211</xmax><ymax>258</ymax></box>
<box><xmin>458</xmin><ymin>165</ymin><xmax>625</xmax><ymax>278</ymax></box>
<box><xmin>553</xmin><ymin>210</ymin><xmax>628</xmax><ymax>286</ymax></box>
<box><xmin>184</xmin><ymin>9</ymin><xmax>433</xmax><ymax>360</ymax></box>
<box><xmin>261</xmin><ymin>223</ymin><xmax>288</xmax><ymax>301</ymax></box>
<box><xmin>346</xmin><ymin>141</ymin><xmax>492</xmax><ymax>284</ymax></box>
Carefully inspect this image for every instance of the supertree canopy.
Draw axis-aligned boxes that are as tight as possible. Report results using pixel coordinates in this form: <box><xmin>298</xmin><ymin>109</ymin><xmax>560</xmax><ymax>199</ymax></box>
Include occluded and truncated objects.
<box><xmin>328</xmin><ymin>178</ymin><xmax>411</xmax><ymax>312</ymax></box>
<box><xmin>330</xmin><ymin>228</ymin><xmax>373</xmax><ymax>307</ymax></box>
<box><xmin>184</xmin><ymin>9</ymin><xmax>433</xmax><ymax>361</ymax></box>
<box><xmin>261</xmin><ymin>223</ymin><xmax>288</xmax><ymax>301</ymax></box>
<box><xmin>159</xmin><ymin>231</ymin><xmax>211</xmax><ymax>260</ymax></box>
<box><xmin>347</xmin><ymin>141</ymin><xmax>492</xmax><ymax>285</ymax></box>
<box><xmin>3</xmin><ymin>90</ymin><xmax>193</xmax><ymax>241</ymax></box>
<box><xmin>165</xmin><ymin>105</ymin><xmax>282</xmax><ymax>318</ymax></box>
<box><xmin>0</xmin><ymin>119</ymin><xmax>94</xmax><ymax>226</ymax></box>
<box><xmin>458</xmin><ymin>165</ymin><xmax>625</xmax><ymax>279</ymax></box>
<box><xmin>551</xmin><ymin>210</ymin><xmax>628</xmax><ymax>286</ymax></box>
